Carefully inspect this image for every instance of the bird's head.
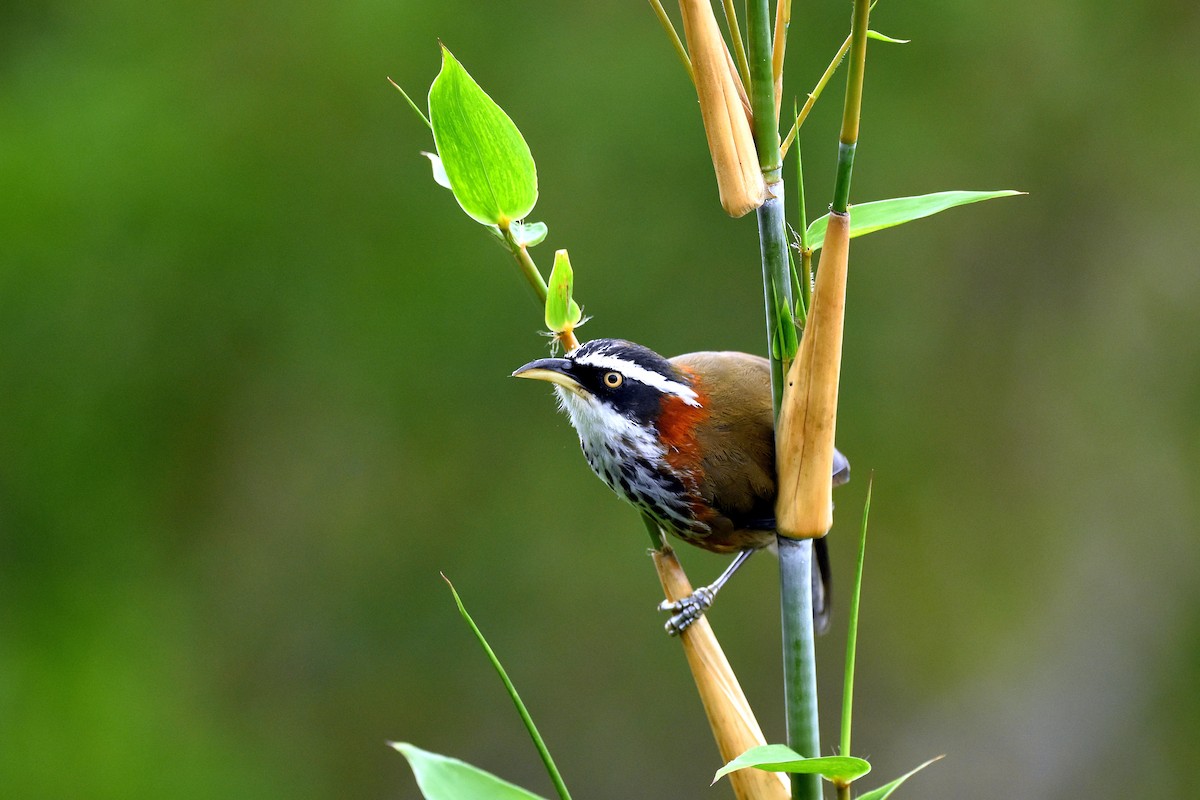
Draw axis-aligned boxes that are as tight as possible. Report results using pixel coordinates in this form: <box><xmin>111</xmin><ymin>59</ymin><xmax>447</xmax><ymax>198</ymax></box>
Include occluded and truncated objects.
<box><xmin>512</xmin><ymin>339</ymin><xmax>701</xmax><ymax>432</ymax></box>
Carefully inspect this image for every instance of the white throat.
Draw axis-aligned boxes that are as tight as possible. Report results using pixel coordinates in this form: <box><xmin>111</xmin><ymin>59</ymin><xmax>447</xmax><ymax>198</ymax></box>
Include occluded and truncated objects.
<box><xmin>553</xmin><ymin>387</ymin><xmax>705</xmax><ymax>534</ymax></box>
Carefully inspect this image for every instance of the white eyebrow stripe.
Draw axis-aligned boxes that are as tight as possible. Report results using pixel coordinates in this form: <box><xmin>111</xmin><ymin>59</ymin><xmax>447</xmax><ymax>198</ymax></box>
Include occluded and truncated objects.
<box><xmin>573</xmin><ymin>352</ymin><xmax>701</xmax><ymax>407</ymax></box>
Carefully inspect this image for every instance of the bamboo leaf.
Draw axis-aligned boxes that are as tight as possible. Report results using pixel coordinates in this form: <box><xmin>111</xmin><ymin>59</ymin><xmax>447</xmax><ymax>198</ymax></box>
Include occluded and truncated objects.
<box><xmin>391</xmin><ymin>743</ymin><xmax>549</xmax><ymax>800</ymax></box>
<box><xmin>866</xmin><ymin>30</ymin><xmax>910</xmax><ymax>44</ymax></box>
<box><xmin>854</xmin><ymin>756</ymin><xmax>943</xmax><ymax>800</ymax></box>
<box><xmin>429</xmin><ymin>46</ymin><xmax>538</xmax><ymax>226</ymax></box>
<box><xmin>805</xmin><ymin>190</ymin><xmax>1024</xmax><ymax>252</ymax></box>
<box><xmin>713</xmin><ymin>744</ymin><xmax>871</xmax><ymax>784</ymax></box>
<box><xmin>545</xmin><ymin>250</ymin><xmax>581</xmax><ymax>332</ymax></box>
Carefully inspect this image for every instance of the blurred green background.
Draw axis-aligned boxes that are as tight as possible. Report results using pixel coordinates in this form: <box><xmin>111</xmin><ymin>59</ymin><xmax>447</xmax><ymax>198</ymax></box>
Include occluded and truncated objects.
<box><xmin>2</xmin><ymin>1</ymin><xmax>1198</xmax><ymax>798</ymax></box>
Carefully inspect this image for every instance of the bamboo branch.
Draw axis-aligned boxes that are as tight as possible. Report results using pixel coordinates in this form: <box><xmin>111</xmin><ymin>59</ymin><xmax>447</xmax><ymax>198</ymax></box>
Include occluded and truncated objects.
<box><xmin>771</xmin><ymin>0</ymin><xmax>792</xmax><ymax>122</ymax></box>
<box><xmin>648</xmin><ymin>0</ymin><xmax>694</xmax><ymax>83</ymax></box>
<box><xmin>651</xmin><ymin>543</ymin><xmax>789</xmax><ymax>800</ymax></box>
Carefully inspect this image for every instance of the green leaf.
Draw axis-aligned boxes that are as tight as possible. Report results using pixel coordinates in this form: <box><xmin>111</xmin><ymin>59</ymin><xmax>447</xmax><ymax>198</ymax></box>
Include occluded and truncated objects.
<box><xmin>772</xmin><ymin>280</ymin><xmax>798</xmax><ymax>361</ymax></box>
<box><xmin>866</xmin><ymin>30</ymin><xmax>910</xmax><ymax>44</ymax></box>
<box><xmin>510</xmin><ymin>220</ymin><xmax>548</xmax><ymax>248</ymax></box>
<box><xmin>421</xmin><ymin>152</ymin><xmax>452</xmax><ymax>189</ymax></box>
<box><xmin>713</xmin><ymin>745</ymin><xmax>871</xmax><ymax>784</ymax></box>
<box><xmin>855</xmin><ymin>756</ymin><xmax>943</xmax><ymax>800</ymax></box>
<box><xmin>429</xmin><ymin>46</ymin><xmax>538</xmax><ymax>226</ymax></box>
<box><xmin>545</xmin><ymin>250</ymin><xmax>581</xmax><ymax>332</ymax></box>
<box><xmin>805</xmin><ymin>190</ymin><xmax>1024</xmax><ymax>252</ymax></box>
<box><xmin>391</xmin><ymin>743</ymin><xmax>549</xmax><ymax>800</ymax></box>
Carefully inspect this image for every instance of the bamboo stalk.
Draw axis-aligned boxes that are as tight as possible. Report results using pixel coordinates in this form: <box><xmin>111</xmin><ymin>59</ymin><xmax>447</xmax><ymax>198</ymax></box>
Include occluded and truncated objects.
<box><xmin>651</xmin><ymin>544</ymin><xmax>789</xmax><ymax>800</ymax></box>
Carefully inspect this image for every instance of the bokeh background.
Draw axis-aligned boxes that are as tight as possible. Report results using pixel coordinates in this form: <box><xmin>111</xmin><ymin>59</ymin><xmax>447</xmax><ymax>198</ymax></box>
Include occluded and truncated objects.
<box><xmin>3</xmin><ymin>1</ymin><xmax>1198</xmax><ymax>798</ymax></box>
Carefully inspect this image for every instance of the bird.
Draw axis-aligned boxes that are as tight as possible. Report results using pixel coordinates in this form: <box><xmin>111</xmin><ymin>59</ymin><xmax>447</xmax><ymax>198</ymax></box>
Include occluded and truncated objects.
<box><xmin>513</xmin><ymin>337</ymin><xmax>849</xmax><ymax>635</ymax></box>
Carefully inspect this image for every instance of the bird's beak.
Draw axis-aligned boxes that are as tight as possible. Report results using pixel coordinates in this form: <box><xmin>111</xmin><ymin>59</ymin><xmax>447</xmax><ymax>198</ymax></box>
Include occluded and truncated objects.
<box><xmin>511</xmin><ymin>357</ymin><xmax>587</xmax><ymax>397</ymax></box>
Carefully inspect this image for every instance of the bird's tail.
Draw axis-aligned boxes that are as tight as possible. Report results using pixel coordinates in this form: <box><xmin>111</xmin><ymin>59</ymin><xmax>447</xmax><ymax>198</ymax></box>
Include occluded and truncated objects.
<box><xmin>813</xmin><ymin>536</ymin><xmax>832</xmax><ymax>634</ymax></box>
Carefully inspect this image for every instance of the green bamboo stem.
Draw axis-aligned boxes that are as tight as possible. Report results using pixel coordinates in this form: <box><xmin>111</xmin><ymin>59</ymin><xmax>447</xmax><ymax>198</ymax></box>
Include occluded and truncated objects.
<box><xmin>779</xmin><ymin>537</ymin><xmax>820</xmax><ymax>800</ymax></box>
<box><xmin>831</xmin><ymin>0</ymin><xmax>871</xmax><ymax>214</ymax></box>
<box><xmin>746</xmin><ymin>0</ymin><xmax>781</xmax><ymax>178</ymax></box>
<box><xmin>748</xmin><ymin>1</ymin><xmax>821</xmax><ymax>799</ymax></box>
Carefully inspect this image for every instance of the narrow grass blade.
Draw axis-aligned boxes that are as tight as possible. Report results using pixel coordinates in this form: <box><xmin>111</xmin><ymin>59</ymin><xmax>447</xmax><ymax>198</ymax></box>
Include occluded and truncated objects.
<box><xmin>442</xmin><ymin>575</ymin><xmax>572</xmax><ymax>800</ymax></box>
<box><xmin>806</xmin><ymin>190</ymin><xmax>1024</xmax><ymax>252</ymax></box>
<box><xmin>391</xmin><ymin>742</ymin><xmax>549</xmax><ymax>800</ymax></box>
<box><xmin>387</xmin><ymin>77</ymin><xmax>432</xmax><ymax>130</ymax></box>
<box><xmin>854</xmin><ymin>755</ymin><xmax>944</xmax><ymax>800</ymax></box>
<box><xmin>840</xmin><ymin>473</ymin><xmax>873</xmax><ymax>757</ymax></box>
<box><xmin>713</xmin><ymin>744</ymin><xmax>870</xmax><ymax>784</ymax></box>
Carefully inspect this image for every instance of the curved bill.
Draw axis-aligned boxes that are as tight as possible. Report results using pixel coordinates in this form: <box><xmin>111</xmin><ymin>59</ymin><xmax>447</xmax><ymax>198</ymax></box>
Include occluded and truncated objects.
<box><xmin>511</xmin><ymin>357</ymin><xmax>587</xmax><ymax>397</ymax></box>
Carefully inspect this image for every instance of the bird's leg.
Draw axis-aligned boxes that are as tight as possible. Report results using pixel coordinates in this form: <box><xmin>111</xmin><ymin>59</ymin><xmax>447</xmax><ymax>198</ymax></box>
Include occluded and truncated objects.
<box><xmin>658</xmin><ymin>548</ymin><xmax>756</xmax><ymax>635</ymax></box>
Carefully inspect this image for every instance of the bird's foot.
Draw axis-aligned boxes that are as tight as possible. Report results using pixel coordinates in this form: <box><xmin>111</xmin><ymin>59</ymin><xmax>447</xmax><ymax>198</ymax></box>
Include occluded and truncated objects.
<box><xmin>658</xmin><ymin>586</ymin><xmax>715</xmax><ymax>636</ymax></box>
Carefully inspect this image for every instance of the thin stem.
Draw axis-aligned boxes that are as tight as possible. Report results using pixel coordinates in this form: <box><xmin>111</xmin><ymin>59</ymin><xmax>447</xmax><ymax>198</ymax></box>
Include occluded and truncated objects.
<box><xmin>795</xmin><ymin>127</ymin><xmax>809</xmax><ymax>252</ymax></box>
<box><xmin>502</xmin><ymin>226</ymin><xmax>549</xmax><ymax>304</ymax></box>
<box><xmin>501</xmin><ymin>228</ymin><xmax>579</xmax><ymax>350</ymax></box>
<box><xmin>840</xmin><ymin>475</ymin><xmax>873</xmax><ymax>759</ymax></box>
<box><xmin>722</xmin><ymin>0</ymin><xmax>753</xmax><ymax>99</ymax></box>
<box><xmin>771</xmin><ymin>0</ymin><xmax>792</xmax><ymax>122</ymax></box>
<box><xmin>794</xmin><ymin>128</ymin><xmax>812</xmax><ymax>327</ymax></box>
<box><xmin>648</xmin><ymin>0</ymin><xmax>694</xmax><ymax>84</ymax></box>
<box><xmin>780</xmin><ymin>33</ymin><xmax>851</xmax><ymax>159</ymax></box>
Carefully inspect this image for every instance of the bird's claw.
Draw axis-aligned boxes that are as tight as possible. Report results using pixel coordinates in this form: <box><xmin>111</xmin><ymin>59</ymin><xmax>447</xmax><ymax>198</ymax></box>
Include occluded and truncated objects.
<box><xmin>658</xmin><ymin>586</ymin><xmax>715</xmax><ymax>636</ymax></box>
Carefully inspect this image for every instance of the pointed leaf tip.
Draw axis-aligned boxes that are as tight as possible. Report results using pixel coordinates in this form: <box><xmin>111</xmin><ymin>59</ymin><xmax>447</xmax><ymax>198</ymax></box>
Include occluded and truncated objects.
<box><xmin>855</xmin><ymin>755</ymin><xmax>944</xmax><ymax>800</ymax></box>
<box><xmin>805</xmin><ymin>190</ymin><xmax>1024</xmax><ymax>253</ymax></box>
<box><xmin>866</xmin><ymin>30</ymin><xmax>911</xmax><ymax>44</ymax></box>
<box><xmin>429</xmin><ymin>47</ymin><xmax>538</xmax><ymax>226</ymax></box>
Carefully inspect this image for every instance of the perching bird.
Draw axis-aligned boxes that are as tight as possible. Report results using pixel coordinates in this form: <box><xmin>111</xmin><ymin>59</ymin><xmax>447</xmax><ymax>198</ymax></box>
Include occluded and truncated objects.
<box><xmin>513</xmin><ymin>338</ymin><xmax>849</xmax><ymax>634</ymax></box>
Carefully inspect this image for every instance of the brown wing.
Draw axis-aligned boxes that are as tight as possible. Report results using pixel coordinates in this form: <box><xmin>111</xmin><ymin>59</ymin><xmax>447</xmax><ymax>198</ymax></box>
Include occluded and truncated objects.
<box><xmin>670</xmin><ymin>351</ymin><xmax>777</xmax><ymax>544</ymax></box>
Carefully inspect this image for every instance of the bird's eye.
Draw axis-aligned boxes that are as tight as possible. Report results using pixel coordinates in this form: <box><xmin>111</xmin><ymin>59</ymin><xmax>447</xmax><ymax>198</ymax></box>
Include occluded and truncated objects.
<box><xmin>603</xmin><ymin>371</ymin><xmax>623</xmax><ymax>388</ymax></box>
